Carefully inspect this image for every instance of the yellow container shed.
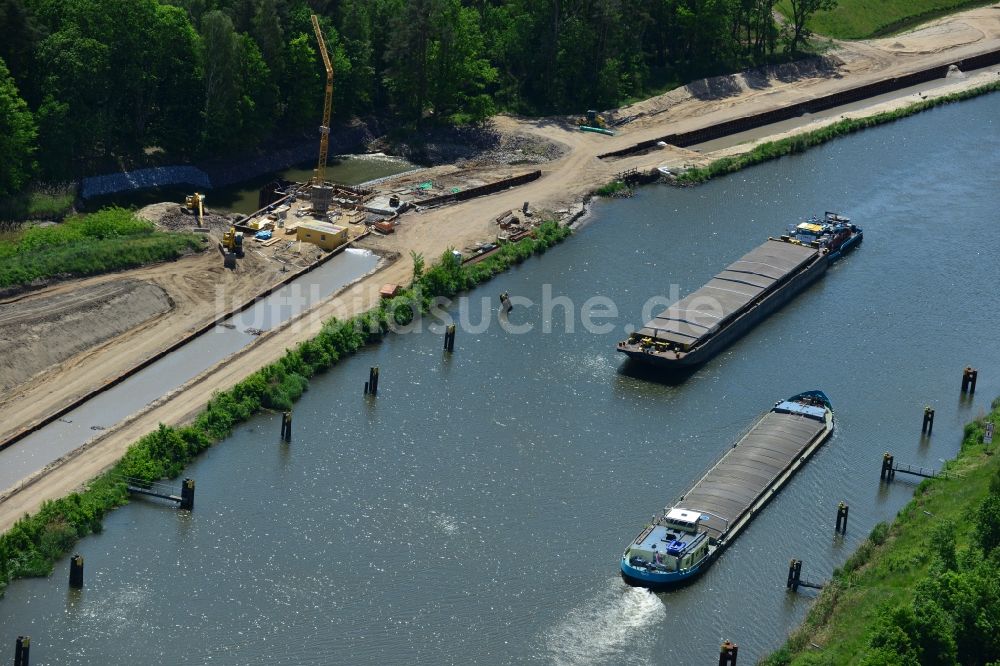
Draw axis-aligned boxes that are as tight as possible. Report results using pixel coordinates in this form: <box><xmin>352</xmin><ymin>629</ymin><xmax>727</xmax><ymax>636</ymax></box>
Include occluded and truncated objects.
<box><xmin>296</xmin><ymin>221</ymin><xmax>348</xmax><ymax>250</ymax></box>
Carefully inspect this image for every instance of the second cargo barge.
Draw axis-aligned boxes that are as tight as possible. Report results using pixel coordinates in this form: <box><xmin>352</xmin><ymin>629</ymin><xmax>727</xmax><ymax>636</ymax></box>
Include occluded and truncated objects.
<box><xmin>620</xmin><ymin>390</ymin><xmax>835</xmax><ymax>588</ymax></box>
<box><xmin>617</xmin><ymin>213</ymin><xmax>861</xmax><ymax>368</ymax></box>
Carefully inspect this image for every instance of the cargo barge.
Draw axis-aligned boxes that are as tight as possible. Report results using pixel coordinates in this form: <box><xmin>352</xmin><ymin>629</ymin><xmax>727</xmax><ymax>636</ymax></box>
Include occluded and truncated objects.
<box><xmin>617</xmin><ymin>213</ymin><xmax>861</xmax><ymax>368</ymax></box>
<box><xmin>620</xmin><ymin>390</ymin><xmax>834</xmax><ymax>589</ymax></box>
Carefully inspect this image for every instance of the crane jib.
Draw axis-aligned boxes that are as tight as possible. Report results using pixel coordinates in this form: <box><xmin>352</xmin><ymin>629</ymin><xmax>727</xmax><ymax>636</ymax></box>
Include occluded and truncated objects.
<box><xmin>311</xmin><ymin>14</ymin><xmax>334</xmax><ymax>185</ymax></box>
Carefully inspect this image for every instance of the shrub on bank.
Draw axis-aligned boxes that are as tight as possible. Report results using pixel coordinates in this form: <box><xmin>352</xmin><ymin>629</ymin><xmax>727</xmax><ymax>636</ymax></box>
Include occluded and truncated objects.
<box><xmin>0</xmin><ymin>221</ymin><xmax>571</xmax><ymax>595</ymax></box>
<box><xmin>595</xmin><ymin>180</ymin><xmax>631</xmax><ymax>197</ymax></box>
<box><xmin>0</xmin><ymin>185</ymin><xmax>76</xmax><ymax>223</ymax></box>
<box><xmin>677</xmin><ymin>80</ymin><xmax>1000</xmax><ymax>186</ymax></box>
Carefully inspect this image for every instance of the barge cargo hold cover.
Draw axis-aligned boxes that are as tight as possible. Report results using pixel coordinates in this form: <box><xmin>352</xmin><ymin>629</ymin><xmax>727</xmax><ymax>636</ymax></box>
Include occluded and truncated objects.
<box><xmin>620</xmin><ymin>390</ymin><xmax>835</xmax><ymax>588</ymax></box>
<box><xmin>619</xmin><ymin>238</ymin><xmax>826</xmax><ymax>367</ymax></box>
<box><xmin>618</xmin><ymin>213</ymin><xmax>861</xmax><ymax>369</ymax></box>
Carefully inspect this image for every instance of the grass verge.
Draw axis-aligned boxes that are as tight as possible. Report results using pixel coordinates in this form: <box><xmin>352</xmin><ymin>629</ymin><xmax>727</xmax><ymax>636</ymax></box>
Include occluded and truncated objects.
<box><xmin>762</xmin><ymin>398</ymin><xmax>1000</xmax><ymax>665</ymax></box>
<box><xmin>0</xmin><ymin>221</ymin><xmax>572</xmax><ymax>595</ymax></box>
<box><xmin>776</xmin><ymin>0</ymin><xmax>995</xmax><ymax>40</ymax></box>
<box><xmin>0</xmin><ymin>185</ymin><xmax>76</xmax><ymax>223</ymax></box>
<box><xmin>594</xmin><ymin>180</ymin><xmax>632</xmax><ymax>197</ymax></box>
<box><xmin>676</xmin><ymin>80</ymin><xmax>1000</xmax><ymax>186</ymax></box>
<box><xmin>0</xmin><ymin>207</ymin><xmax>204</xmax><ymax>289</ymax></box>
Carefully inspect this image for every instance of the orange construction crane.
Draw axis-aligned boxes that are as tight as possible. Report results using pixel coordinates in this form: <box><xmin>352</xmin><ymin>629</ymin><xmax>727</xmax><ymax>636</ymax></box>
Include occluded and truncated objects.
<box><xmin>311</xmin><ymin>14</ymin><xmax>333</xmax><ymax>186</ymax></box>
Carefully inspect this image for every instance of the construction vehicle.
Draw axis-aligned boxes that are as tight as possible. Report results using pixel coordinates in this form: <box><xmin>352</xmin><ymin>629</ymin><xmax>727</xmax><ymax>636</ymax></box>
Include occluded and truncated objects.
<box><xmin>309</xmin><ymin>14</ymin><xmax>335</xmax><ymax>215</ymax></box>
<box><xmin>222</xmin><ymin>227</ymin><xmax>244</xmax><ymax>257</ymax></box>
<box><xmin>579</xmin><ymin>109</ymin><xmax>607</xmax><ymax>128</ymax></box>
<box><xmin>183</xmin><ymin>193</ymin><xmax>205</xmax><ymax>226</ymax></box>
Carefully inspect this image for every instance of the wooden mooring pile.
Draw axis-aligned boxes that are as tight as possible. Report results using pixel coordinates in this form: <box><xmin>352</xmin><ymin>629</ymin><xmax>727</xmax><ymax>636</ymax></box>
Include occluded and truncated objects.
<box><xmin>785</xmin><ymin>365</ymin><xmax>983</xmax><ymax>606</ymax></box>
<box><xmin>124</xmin><ymin>477</ymin><xmax>195</xmax><ymax>510</ymax></box>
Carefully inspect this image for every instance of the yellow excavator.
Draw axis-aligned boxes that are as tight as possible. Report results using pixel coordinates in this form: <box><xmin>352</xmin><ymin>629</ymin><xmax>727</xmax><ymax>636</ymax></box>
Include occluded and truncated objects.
<box><xmin>222</xmin><ymin>227</ymin><xmax>244</xmax><ymax>257</ymax></box>
<box><xmin>578</xmin><ymin>110</ymin><xmax>607</xmax><ymax>128</ymax></box>
<box><xmin>184</xmin><ymin>192</ymin><xmax>205</xmax><ymax>226</ymax></box>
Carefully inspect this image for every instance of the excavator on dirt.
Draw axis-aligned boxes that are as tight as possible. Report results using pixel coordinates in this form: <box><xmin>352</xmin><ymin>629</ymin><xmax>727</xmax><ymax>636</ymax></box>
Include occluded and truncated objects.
<box><xmin>222</xmin><ymin>227</ymin><xmax>243</xmax><ymax>268</ymax></box>
<box><xmin>183</xmin><ymin>193</ymin><xmax>205</xmax><ymax>226</ymax></box>
<box><xmin>579</xmin><ymin>109</ymin><xmax>607</xmax><ymax>128</ymax></box>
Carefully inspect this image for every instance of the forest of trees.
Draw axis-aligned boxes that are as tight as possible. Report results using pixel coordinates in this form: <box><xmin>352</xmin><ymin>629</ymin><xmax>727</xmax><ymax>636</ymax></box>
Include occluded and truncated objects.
<box><xmin>0</xmin><ymin>0</ymin><xmax>835</xmax><ymax>196</ymax></box>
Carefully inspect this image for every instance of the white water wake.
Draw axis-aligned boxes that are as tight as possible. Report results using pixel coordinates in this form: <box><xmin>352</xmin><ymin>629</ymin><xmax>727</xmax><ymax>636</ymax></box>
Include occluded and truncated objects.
<box><xmin>542</xmin><ymin>579</ymin><xmax>665</xmax><ymax>665</ymax></box>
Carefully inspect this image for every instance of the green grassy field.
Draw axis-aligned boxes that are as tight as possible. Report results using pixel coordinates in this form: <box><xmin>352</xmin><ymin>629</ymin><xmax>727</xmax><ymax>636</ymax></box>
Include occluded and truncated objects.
<box><xmin>763</xmin><ymin>399</ymin><xmax>1000</xmax><ymax>665</ymax></box>
<box><xmin>777</xmin><ymin>0</ymin><xmax>994</xmax><ymax>39</ymax></box>
<box><xmin>0</xmin><ymin>207</ymin><xmax>204</xmax><ymax>289</ymax></box>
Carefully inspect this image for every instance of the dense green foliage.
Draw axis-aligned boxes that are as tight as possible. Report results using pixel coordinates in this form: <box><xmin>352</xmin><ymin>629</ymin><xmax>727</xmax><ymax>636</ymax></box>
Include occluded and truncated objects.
<box><xmin>777</xmin><ymin>0</ymin><xmax>993</xmax><ymax>39</ymax></box>
<box><xmin>0</xmin><ymin>183</ymin><xmax>75</xmax><ymax>223</ymax></box>
<box><xmin>762</xmin><ymin>398</ymin><xmax>1000</xmax><ymax>666</ymax></box>
<box><xmin>0</xmin><ymin>56</ymin><xmax>37</xmax><ymax>197</ymax></box>
<box><xmin>785</xmin><ymin>0</ymin><xmax>837</xmax><ymax>53</ymax></box>
<box><xmin>0</xmin><ymin>221</ymin><xmax>571</xmax><ymax>594</ymax></box>
<box><xmin>0</xmin><ymin>207</ymin><xmax>204</xmax><ymax>287</ymax></box>
<box><xmin>0</xmin><ymin>0</ymin><xmax>838</xmax><ymax>185</ymax></box>
<box><xmin>676</xmin><ymin>80</ymin><xmax>1000</xmax><ymax>185</ymax></box>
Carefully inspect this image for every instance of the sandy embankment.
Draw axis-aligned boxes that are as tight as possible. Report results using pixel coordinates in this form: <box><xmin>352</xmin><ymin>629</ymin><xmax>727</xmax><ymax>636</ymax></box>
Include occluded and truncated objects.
<box><xmin>0</xmin><ymin>204</ymin><xmax>329</xmax><ymax>446</ymax></box>
<box><xmin>0</xmin><ymin>280</ymin><xmax>171</xmax><ymax>391</ymax></box>
<box><xmin>1</xmin><ymin>6</ymin><xmax>998</xmax><ymax>532</ymax></box>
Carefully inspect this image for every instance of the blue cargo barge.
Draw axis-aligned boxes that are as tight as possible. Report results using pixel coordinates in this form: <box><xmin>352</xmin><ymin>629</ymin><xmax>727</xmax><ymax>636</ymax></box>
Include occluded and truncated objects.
<box><xmin>620</xmin><ymin>391</ymin><xmax>835</xmax><ymax>588</ymax></box>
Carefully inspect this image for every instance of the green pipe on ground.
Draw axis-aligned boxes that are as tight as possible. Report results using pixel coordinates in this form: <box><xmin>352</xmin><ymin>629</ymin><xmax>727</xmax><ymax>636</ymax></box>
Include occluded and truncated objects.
<box><xmin>579</xmin><ymin>125</ymin><xmax>615</xmax><ymax>136</ymax></box>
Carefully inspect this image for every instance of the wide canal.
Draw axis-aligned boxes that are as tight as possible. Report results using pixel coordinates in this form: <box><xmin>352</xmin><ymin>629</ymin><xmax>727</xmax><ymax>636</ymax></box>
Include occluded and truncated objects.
<box><xmin>1</xmin><ymin>94</ymin><xmax>998</xmax><ymax>664</ymax></box>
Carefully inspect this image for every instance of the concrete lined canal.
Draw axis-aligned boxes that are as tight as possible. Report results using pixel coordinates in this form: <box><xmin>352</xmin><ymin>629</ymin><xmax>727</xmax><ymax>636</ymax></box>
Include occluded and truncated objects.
<box><xmin>0</xmin><ymin>94</ymin><xmax>997</xmax><ymax>664</ymax></box>
<box><xmin>0</xmin><ymin>249</ymin><xmax>379</xmax><ymax>491</ymax></box>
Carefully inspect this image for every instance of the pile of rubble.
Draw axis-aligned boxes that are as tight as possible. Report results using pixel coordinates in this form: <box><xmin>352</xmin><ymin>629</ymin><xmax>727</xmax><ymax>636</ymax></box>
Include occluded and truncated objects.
<box><xmin>137</xmin><ymin>202</ymin><xmax>240</xmax><ymax>234</ymax></box>
<box><xmin>392</xmin><ymin>122</ymin><xmax>565</xmax><ymax>167</ymax></box>
<box><xmin>465</xmin><ymin>131</ymin><xmax>566</xmax><ymax>167</ymax></box>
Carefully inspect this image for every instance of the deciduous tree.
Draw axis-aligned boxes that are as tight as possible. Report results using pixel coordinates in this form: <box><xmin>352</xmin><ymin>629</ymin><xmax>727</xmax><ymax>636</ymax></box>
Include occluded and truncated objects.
<box><xmin>786</xmin><ymin>0</ymin><xmax>837</xmax><ymax>53</ymax></box>
<box><xmin>976</xmin><ymin>493</ymin><xmax>1000</xmax><ymax>553</ymax></box>
<box><xmin>0</xmin><ymin>57</ymin><xmax>37</xmax><ymax>196</ymax></box>
<box><xmin>201</xmin><ymin>10</ymin><xmax>240</xmax><ymax>151</ymax></box>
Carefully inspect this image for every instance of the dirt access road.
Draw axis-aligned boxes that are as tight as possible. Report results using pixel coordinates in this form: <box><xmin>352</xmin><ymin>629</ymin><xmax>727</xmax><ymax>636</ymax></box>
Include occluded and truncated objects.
<box><xmin>1</xmin><ymin>6</ymin><xmax>998</xmax><ymax>532</ymax></box>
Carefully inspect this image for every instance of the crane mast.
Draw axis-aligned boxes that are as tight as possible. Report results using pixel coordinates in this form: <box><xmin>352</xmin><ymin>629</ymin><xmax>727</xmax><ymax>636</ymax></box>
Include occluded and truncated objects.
<box><xmin>311</xmin><ymin>14</ymin><xmax>333</xmax><ymax>189</ymax></box>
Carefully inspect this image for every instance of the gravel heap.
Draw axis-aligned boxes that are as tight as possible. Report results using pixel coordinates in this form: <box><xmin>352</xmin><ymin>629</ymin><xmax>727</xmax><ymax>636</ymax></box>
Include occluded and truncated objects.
<box><xmin>393</xmin><ymin>122</ymin><xmax>566</xmax><ymax>167</ymax></box>
<box><xmin>137</xmin><ymin>202</ymin><xmax>238</xmax><ymax>233</ymax></box>
<box><xmin>393</xmin><ymin>125</ymin><xmax>501</xmax><ymax>164</ymax></box>
<box><xmin>464</xmin><ymin>131</ymin><xmax>567</xmax><ymax>167</ymax></box>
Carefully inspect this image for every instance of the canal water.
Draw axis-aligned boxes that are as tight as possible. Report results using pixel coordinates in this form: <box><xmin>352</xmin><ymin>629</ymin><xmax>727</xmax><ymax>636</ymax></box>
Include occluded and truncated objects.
<box><xmin>84</xmin><ymin>154</ymin><xmax>417</xmax><ymax>215</ymax></box>
<box><xmin>1</xmin><ymin>94</ymin><xmax>998</xmax><ymax>665</ymax></box>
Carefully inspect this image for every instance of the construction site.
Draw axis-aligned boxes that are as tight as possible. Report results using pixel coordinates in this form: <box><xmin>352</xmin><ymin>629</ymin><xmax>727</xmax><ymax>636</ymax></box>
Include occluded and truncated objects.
<box><xmin>1</xmin><ymin>7</ymin><xmax>999</xmax><ymax>529</ymax></box>
<box><xmin>162</xmin><ymin>13</ymin><xmax>549</xmax><ymax>273</ymax></box>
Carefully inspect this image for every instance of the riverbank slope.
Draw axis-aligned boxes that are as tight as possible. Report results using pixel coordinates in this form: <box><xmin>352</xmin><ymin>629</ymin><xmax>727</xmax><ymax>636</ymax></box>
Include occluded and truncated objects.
<box><xmin>763</xmin><ymin>399</ymin><xmax>1000</xmax><ymax>665</ymax></box>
